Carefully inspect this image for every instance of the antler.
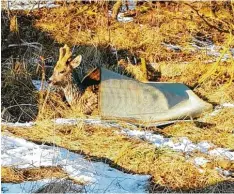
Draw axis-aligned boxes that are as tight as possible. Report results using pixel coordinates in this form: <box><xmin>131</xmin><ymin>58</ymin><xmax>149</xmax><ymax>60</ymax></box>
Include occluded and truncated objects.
<box><xmin>58</xmin><ymin>44</ymin><xmax>72</xmax><ymax>64</ymax></box>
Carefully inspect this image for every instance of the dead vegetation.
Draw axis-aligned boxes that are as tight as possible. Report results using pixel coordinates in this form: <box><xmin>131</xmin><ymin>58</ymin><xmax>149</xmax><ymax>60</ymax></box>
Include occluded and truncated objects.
<box><xmin>162</xmin><ymin>108</ymin><xmax>234</xmax><ymax>149</ymax></box>
<box><xmin>1</xmin><ymin>60</ymin><xmax>38</xmax><ymax>122</ymax></box>
<box><xmin>1</xmin><ymin>1</ymin><xmax>234</xmax><ymax>193</ymax></box>
<box><xmin>2</xmin><ymin>121</ymin><xmax>233</xmax><ymax>192</ymax></box>
<box><xmin>1</xmin><ymin>166</ymin><xmax>66</xmax><ymax>183</ymax></box>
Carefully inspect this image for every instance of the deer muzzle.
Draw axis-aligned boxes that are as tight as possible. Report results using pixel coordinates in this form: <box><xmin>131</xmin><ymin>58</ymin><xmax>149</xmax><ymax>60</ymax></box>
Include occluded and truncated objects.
<box><xmin>48</xmin><ymin>77</ymin><xmax>55</xmax><ymax>85</ymax></box>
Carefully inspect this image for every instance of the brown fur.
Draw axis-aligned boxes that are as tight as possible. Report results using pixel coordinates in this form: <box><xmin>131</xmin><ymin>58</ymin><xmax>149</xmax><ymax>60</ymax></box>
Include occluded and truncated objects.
<box><xmin>49</xmin><ymin>45</ymin><xmax>99</xmax><ymax>115</ymax></box>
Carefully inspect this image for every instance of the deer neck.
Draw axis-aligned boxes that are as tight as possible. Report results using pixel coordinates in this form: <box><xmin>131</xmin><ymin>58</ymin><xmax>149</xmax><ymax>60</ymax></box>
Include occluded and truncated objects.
<box><xmin>62</xmin><ymin>75</ymin><xmax>84</xmax><ymax>106</ymax></box>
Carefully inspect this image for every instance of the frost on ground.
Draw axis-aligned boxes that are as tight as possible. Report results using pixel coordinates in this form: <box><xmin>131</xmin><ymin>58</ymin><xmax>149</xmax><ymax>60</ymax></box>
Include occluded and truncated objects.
<box><xmin>1</xmin><ymin>135</ymin><xmax>150</xmax><ymax>193</ymax></box>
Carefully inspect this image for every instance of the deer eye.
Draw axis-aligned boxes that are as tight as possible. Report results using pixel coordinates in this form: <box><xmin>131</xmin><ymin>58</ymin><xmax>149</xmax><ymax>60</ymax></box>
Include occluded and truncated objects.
<box><xmin>60</xmin><ymin>70</ymin><xmax>66</xmax><ymax>74</ymax></box>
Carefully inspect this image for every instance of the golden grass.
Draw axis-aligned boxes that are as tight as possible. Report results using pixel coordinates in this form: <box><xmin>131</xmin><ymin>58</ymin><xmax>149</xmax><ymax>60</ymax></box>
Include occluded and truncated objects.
<box><xmin>10</xmin><ymin>15</ymin><xmax>18</xmax><ymax>33</ymax></box>
<box><xmin>1</xmin><ymin>166</ymin><xmax>66</xmax><ymax>183</ymax></box>
<box><xmin>30</xmin><ymin>2</ymin><xmax>234</xmax><ymax>105</ymax></box>
<box><xmin>162</xmin><ymin>108</ymin><xmax>234</xmax><ymax>149</ymax></box>
<box><xmin>2</xmin><ymin>122</ymin><xmax>230</xmax><ymax>191</ymax></box>
<box><xmin>37</xmin><ymin>90</ymin><xmax>70</xmax><ymax>120</ymax></box>
<box><xmin>2</xmin><ymin>2</ymin><xmax>234</xmax><ymax>192</ymax></box>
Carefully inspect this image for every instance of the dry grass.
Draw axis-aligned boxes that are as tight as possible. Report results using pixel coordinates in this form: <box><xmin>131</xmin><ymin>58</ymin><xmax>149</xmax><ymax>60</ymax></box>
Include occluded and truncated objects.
<box><xmin>1</xmin><ymin>166</ymin><xmax>66</xmax><ymax>183</ymax></box>
<box><xmin>1</xmin><ymin>1</ymin><xmax>234</xmax><ymax>192</ymax></box>
<box><xmin>2</xmin><ymin>121</ymin><xmax>232</xmax><ymax>192</ymax></box>
<box><xmin>1</xmin><ymin>61</ymin><xmax>38</xmax><ymax>122</ymax></box>
<box><xmin>161</xmin><ymin>108</ymin><xmax>234</xmax><ymax>149</ymax></box>
<box><xmin>31</xmin><ymin>2</ymin><xmax>234</xmax><ymax>104</ymax></box>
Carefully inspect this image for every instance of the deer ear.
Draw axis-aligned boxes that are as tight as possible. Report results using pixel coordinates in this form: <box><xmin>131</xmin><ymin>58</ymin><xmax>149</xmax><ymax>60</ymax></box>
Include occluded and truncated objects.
<box><xmin>70</xmin><ymin>55</ymin><xmax>82</xmax><ymax>69</ymax></box>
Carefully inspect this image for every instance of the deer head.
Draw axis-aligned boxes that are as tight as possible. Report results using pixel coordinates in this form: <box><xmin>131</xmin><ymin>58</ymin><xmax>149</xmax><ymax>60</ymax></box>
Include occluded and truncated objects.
<box><xmin>48</xmin><ymin>45</ymin><xmax>82</xmax><ymax>87</ymax></box>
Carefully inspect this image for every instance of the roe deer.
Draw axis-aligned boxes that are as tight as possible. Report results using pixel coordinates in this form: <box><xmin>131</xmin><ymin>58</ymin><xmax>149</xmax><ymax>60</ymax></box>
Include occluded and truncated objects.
<box><xmin>48</xmin><ymin>45</ymin><xmax>98</xmax><ymax>115</ymax></box>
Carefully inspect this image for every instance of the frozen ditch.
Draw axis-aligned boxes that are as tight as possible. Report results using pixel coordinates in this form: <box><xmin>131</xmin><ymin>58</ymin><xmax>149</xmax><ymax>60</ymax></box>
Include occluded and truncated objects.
<box><xmin>1</xmin><ymin>135</ymin><xmax>150</xmax><ymax>193</ymax></box>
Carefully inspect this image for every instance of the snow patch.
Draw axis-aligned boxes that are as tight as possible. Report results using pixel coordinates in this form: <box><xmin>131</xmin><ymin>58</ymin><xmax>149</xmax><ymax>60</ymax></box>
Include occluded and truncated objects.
<box><xmin>117</xmin><ymin>13</ymin><xmax>134</xmax><ymax>23</ymax></box>
<box><xmin>2</xmin><ymin>0</ymin><xmax>59</xmax><ymax>10</ymax></box>
<box><xmin>162</xmin><ymin>38</ymin><xmax>233</xmax><ymax>62</ymax></box>
<box><xmin>215</xmin><ymin>167</ymin><xmax>233</xmax><ymax>177</ymax></box>
<box><xmin>1</xmin><ymin>121</ymin><xmax>34</xmax><ymax>127</ymax></box>
<box><xmin>1</xmin><ymin>179</ymin><xmax>83</xmax><ymax>193</ymax></box>
<box><xmin>194</xmin><ymin>157</ymin><xmax>209</xmax><ymax>167</ymax></box>
<box><xmin>1</xmin><ymin>135</ymin><xmax>150</xmax><ymax>193</ymax></box>
<box><xmin>162</xmin><ymin>42</ymin><xmax>181</xmax><ymax>52</ymax></box>
<box><xmin>197</xmin><ymin>141</ymin><xmax>214</xmax><ymax>153</ymax></box>
<box><xmin>54</xmin><ymin>118</ymin><xmax>102</xmax><ymax>125</ymax></box>
<box><xmin>191</xmin><ymin>38</ymin><xmax>233</xmax><ymax>61</ymax></box>
<box><xmin>209</xmin><ymin>148</ymin><xmax>234</xmax><ymax>161</ymax></box>
<box><xmin>2</xmin><ymin>179</ymin><xmax>52</xmax><ymax>193</ymax></box>
<box><xmin>120</xmin><ymin>129</ymin><xmax>234</xmax><ymax>161</ymax></box>
<box><xmin>222</xmin><ymin>103</ymin><xmax>234</xmax><ymax>108</ymax></box>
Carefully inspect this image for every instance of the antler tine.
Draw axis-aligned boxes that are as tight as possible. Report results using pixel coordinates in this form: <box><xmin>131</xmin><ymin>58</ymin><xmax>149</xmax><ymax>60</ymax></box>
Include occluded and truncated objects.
<box><xmin>59</xmin><ymin>47</ymin><xmax>65</xmax><ymax>61</ymax></box>
<box><xmin>58</xmin><ymin>44</ymin><xmax>72</xmax><ymax>64</ymax></box>
<box><xmin>62</xmin><ymin>44</ymin><xmax>72</xmax><ymax>63</ymax></box>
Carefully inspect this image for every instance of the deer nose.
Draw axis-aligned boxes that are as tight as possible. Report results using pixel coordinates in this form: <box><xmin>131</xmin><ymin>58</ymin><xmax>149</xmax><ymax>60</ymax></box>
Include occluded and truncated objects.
<box><xmin>48</xmin><ymin>77</ymin><xmax>53</xmax><ymax>84</ymax></box>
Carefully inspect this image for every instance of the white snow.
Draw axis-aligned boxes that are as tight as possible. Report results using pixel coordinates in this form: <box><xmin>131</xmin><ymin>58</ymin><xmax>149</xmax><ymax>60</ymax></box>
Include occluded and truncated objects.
<box><xmin>209</xmin><ymin>148</ymin><xmax>234</xmax><ymax>161</ymax></box>
<box><xmin>120</xmin><ymin>129</ymin><xmax>234</xmax><ymax>161</ymax></box>
<box><xmin>1</xmin><ymin>179</ymin><xmax>83</xmax><ymax>193</ymax></box>
<box><xmin>54</xmin><ymin>118</ymin><xmax>102</xmax><ymax>125</ymax></box>
<box><xmin>209</xmin><ymin>107</ymin><xmax>222</xmax><ymax>116</ymax></box>
<box><xmin>162</xmin><ymin>42</ymin><xmax>182</xmax><ymax>52</ymax></box>
<box><xmin>208</xmin><ymin>103</ymin><xmax>234</xmax><ymax>116</ymax></box>
<box><xmin>120</xmin><ymin>129</ymin><xmax>233</xmax><ymax>177</ymax></box>
<box><xmin>2</xmin><ymin>114</ymin><xmax>233</xmax><ymax>162</ymax></box>
<box><xmin>2</xmin><ymin>0</ymin><xmax>59</xmax><ymax>10</ymax></box>
<box><xmin>164</xmin><ymin>38</ymin><xmax>233</xmax><ymax>62</ymax></box>
<box><xmin>2</xmin><ymin>179</ymin><xmax>52</xmax><ymax>194</ymax></box>
<box><xmin>1</xmin><ymin>136</ymin><xmax>58</xmax><ymax>168</ymax></box>
<box><xmin>1</xmin><ymin>135</ymin><xmax>150</xmax><ymax>193</ymax></box>
<box><xmin>193</xmin><ymin>157</ymin><xmax>209</xmax><ymax>167</ymax></box>
<box><xmin>222</xmin><ymin>103</ymin><xmax>234</xmax><ymax>108</ymax></box>
<box><xmin>215</xmin><ymin>167</ymin><xmax>233</xmax><ymax>177</ymax></box>
<box><xmin>190</xmin><ymin>38</ymin><xmax>233</xmax><ymax>61</ymax></box>
<box><xmin>197</xmin><ymin>141</ymin><xmax>214</xmax><ymax>153</ymax></box>
<box><xmin>1</xmin><ymin>121</ymin><xmax>34</xmax><ymax>127</ymax></box>
<box><xmin>117</xmin><ymin>13</ymin><xmax>134</xmax><ymax>23</ymax></box>
<box><xmin>1</xmin><ymin>118</ymin><xmax>115</xmax><ymax>130</ymax></box>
